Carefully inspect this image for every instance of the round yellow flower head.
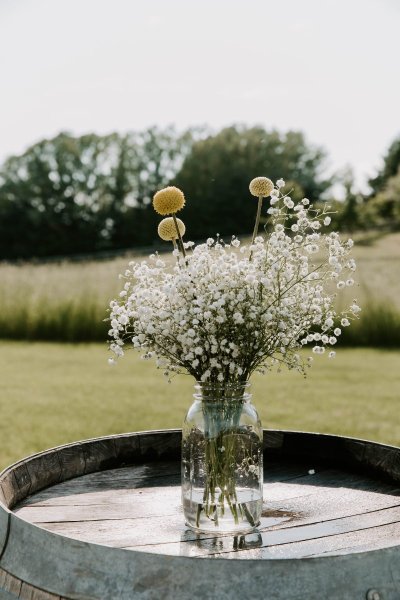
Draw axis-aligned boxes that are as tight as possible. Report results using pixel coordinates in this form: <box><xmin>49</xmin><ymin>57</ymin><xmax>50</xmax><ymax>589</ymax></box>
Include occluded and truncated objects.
<box><xmin>249</xmin><ymin>177</ymin><xmax>274</xmax><ymax>198</ymax></box>
<box><xmin>157</xmin><ymin>217</ymin><xmax>186</xmax><ymax>241</ymax></box>
<box><xmin>153</xmin><ymin>186</ymin><xmax>185</xmax><ymax>215</ymax></box>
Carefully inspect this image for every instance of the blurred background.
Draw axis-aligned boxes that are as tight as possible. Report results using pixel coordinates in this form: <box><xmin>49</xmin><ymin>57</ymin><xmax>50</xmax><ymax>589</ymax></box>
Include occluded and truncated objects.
<box><xmin>0</xmin><ymin>0</ymin><xmax>399</xmax><ymax>467</ymax></box>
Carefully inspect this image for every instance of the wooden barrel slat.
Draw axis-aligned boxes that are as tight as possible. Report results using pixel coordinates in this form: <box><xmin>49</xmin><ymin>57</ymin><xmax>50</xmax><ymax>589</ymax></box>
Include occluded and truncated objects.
<box><xmin>24</xmin><ymin>451</ymin><xmax>62</xmax><ymax>497</ymax></box>
<box><xmin>0</xmin><ymin>567</ymin><xmax>22</xmax><ymax>596</ymax></box>
<box><xmin>16</xmin><ymin>476</ymin><xmax>400</xmax><ymax>551</ymax></box>
<box><xmin>0</xmin><ymin>507</ymin><xmax>9</xmax><ymax>561</ymax></box>
<box><xmin>0</xmin><ymin>473</ymin><xmax>18</xmax><ymax>509</ymax></box>
<box><xmin>1</xmin><ymin>430</ymin><xmax>400</xmax><ymax>600</ymax></box>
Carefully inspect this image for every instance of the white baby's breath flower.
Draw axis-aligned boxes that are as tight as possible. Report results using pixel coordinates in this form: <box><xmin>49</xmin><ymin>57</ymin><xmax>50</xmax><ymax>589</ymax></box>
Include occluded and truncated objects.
<box><xmin>108</xmin><ymin>178</ymin><xmax>358</xmax><ymax>381</ymax></box>
<box><xmin>312</xmin><ymin>346</ymin><xmax>324</xmax><ymax>354</ymax></box>
<box><xmin>284</xmin><ymin>197</ymin><xmax>294</xmax><ymax>209</ymax></box>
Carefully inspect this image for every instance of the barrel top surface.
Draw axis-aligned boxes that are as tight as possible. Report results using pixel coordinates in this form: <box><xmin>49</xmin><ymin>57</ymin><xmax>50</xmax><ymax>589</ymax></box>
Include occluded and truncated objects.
<box><xmin>3</xmin><ymin>429</ymin><xmax>400</xmax><ymax>561</ymax></box>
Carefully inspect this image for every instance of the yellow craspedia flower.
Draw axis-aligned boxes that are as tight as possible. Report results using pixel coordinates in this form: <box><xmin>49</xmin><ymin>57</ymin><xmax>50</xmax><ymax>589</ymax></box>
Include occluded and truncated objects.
<box><xmin>249</xmin><ymin>177</ymin><xmax>274</xmax><ymax>197</ymax></box>
<box><xmin>157</xmin><ymin>217</ymin><xmax>186</xmax><ymax>241</ymax></box>
<box><xmin>153</xmin><ymin>186</ymin><xmax>185</xmax><ymax>215</ymax></box>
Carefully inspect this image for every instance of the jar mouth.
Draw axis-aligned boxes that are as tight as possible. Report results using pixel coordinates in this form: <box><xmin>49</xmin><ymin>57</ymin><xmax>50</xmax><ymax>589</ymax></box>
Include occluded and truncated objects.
<box><xmin>194</xmin><ymin>381</ymin><xmax>251</xmax><ymax>402</ymax></box>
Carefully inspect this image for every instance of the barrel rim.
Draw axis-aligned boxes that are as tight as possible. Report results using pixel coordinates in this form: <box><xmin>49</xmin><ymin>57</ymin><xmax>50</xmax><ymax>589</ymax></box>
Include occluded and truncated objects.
<box><xmin>1</xmin><ymin>427</ymin><xmax>399</xmax><ymax>487</ymax></box>
<box><xmin>0</xmin><ymin>429</ymin><xmax>399</xmax><ymax>569</ymax></box>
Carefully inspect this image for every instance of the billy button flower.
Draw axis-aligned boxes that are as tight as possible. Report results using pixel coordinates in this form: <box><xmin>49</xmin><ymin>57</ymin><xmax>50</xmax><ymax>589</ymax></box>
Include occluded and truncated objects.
<box><xmin>249</xmin><ymin>177</ymin><xmax>274</xmax><ymax>198</ymax></box>
<box><xmin>153</xmin><ymin>185</ymin><xmax>186</xmax><ymax>258</ymax></box>
<box><xmin>249</xmin><ymin>176</ymin><xmax>274</xmax><ymax>255</ymax></box>
<box><xmin>158</xmin><ymin>217</ymin><xmax>186</xmax><ymax>251</ymax></box>
<box><xmin>153</xmin><ymin>186</ymin><xmax>185</xmax><ymax>215</ymax></box>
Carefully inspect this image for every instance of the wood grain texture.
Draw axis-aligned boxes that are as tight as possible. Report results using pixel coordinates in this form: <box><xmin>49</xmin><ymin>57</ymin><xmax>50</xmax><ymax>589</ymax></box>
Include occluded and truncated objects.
<box><xmin>0</xmin><ymin>568</ymin><xmax>21</xmax><ymax>596</ymax></box>
<box><xmin>24</xmin><ymin>452</ymin><xmax>62</xmax><ymax>499</ymax></box>
<box><xmin>0</xmin><ymin>509</ymin><xmax>9</xmax><ymax>560</ymax></box>
<box><xmin>1</xmin><ymin>430</ymin><xmax>400</xmax><ymax>600</ymax></box>
<box><xmin>0</xmin><ymin>587</ymin><xmax>19</xmax><ymax>600</ymax></box>
<box><xmin>10</xmin><ymin>464</ymin><xmax>31</xmax><ymax>502</ymax></box>
<box><xmin>114</xmin><ymin>434</ymin><xmax>140</xmax><ymax>466</ymax></box>
<box><xmin>138</xmin><ymin>430</ymin><xmax>181</xmax><ymax>461</ymax></box>
<box><xmin>0</xmin><ymin>568</ymin><xmax>63</xmax><ymax>600</ymax></box>
<box><xmin>57</xmin><ymin>444</ymin><xmax>85</xmax><ymax>482</ymax></box>
<box><xmin>19</xmin><ymin>580</ymin><xmax>62</xmax><ymax>600</ymax></box>
<box><xmin>0</xmin><ymin>474</ymin><xmax>17</xmax><ymax>510</ymax></box>
<box><xmin>82</xmin><ymin>438</ymin><xmax>117</xmax><ymax>475</ymax></box>
<box><xmin>13</xmin><ymin>459</ymin><xmax>400</xmax><ymax>557</ymax></box>
<box><xmin>263</xmin><ymin>430</ymin><xmax>284</xmax><ymax>450</ymax></box>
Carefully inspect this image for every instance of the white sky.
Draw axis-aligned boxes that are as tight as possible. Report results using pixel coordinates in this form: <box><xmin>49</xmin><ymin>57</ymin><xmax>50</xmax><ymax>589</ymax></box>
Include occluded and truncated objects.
<box><xmin>0</xmin><ymin>0</ymin><xmax>399</xmax><ymax>190</ymax></box>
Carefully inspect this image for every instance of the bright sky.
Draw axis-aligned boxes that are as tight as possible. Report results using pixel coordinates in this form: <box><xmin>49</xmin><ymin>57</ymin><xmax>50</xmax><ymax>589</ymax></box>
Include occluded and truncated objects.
<box><xmin>1</xmin><ymin>0</ymin><xmax>399</xmax><ymax>190</ymax></box>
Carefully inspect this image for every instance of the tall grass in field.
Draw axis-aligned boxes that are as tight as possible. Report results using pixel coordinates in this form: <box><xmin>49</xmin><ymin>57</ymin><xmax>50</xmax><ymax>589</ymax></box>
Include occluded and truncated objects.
<box><xmin>340</xmin><ymin>301</ymin><xmax>400</xmax><ymax>347</ymax></box>
<box><xmin>0</xmin><ymin>259</ymin><xmax>115</xmax><ymax>341</ymax></box>
<box><xmin>0</xmin><ymin>233</ymin><xmax>399</xmax><ymax>346</ymax></box>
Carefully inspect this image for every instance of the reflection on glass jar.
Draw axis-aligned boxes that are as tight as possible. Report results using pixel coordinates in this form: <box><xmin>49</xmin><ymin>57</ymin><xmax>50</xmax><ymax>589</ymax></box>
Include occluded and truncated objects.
<box><xmin>179</xmin><ymin>529</ymin><xmax>263</xmax><ymax>558</ymax></box>
<box><xmin>182</xmin><ymin>383</ymin><xmax>263</xmax><ymax>534</ymax></box>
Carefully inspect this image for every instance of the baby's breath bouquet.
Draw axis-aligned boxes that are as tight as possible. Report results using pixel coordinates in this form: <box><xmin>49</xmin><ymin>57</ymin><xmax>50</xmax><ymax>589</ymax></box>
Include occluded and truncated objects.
<box><xmin>108</xmin><ymin>177</ymin><xmax>360</xmax><ymax>533</ymax></box>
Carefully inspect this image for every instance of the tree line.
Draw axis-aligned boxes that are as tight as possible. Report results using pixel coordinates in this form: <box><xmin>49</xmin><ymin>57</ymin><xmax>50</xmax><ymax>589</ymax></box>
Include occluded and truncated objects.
<box><xmin>0</xmin><ymin>125</ymin><xmax>399</xmax><ymax>260</ymax></box>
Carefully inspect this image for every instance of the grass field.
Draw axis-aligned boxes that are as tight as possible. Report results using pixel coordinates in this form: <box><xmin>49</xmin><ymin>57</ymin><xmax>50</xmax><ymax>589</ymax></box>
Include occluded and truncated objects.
<box><xmin>1</xmin><ymin>341</ymin><xmax>399</xmax><ymax>470</ymax></box>
<box><xmin>0</xmin><ymin>232</ymin><xmax>399</xmax><ymax>344</ymax></box>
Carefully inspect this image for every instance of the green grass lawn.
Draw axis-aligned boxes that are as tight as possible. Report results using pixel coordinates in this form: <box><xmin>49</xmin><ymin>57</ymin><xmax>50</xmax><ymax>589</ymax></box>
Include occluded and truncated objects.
<box><xmin>0</xmin><ymin>342</ymin><xmax>399</xmax><ymax>470</ymax></box>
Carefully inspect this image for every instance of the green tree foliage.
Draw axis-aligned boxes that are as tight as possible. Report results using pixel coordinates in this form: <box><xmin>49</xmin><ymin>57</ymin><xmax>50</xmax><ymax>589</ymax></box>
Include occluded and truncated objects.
<box><xmin>0</xmin><ymin>128</ymin><xmax>194</xmax><ymax>259</ymax></box>
<box><xmin>109</xmin><ymin>127</ymin><xmax>195</xmax><ymax>249</ymax></box>
<box><xmin>364</xmin><ymin>171</ymin><xmax>400</xmax><ymax>230</ymax></box>
<box><xmin>336</xmin><ymin>167</ymin><xmax>364</xmax><ymax>232</ymax></box>
<box><xmin>369</xmin><ymin>136</ymin><xmax>400</xmax><ymax>194</ymax></box>
<box><xmin>173</xmin><ymin>126</ymin><xmax>331</xmax><ymax>240</ymax></box>
<box><xmin>0</xmin><ymin>125</ymin><xmax>331</xmax><ymax>259</ymax></box>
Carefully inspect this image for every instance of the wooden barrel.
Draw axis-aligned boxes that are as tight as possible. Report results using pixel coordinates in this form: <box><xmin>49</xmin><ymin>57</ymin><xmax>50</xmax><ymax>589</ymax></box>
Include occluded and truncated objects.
<box><xmin>0</xmin><ymin>429</ymin><xmax>400</xmax><ymax>600</ymax></box>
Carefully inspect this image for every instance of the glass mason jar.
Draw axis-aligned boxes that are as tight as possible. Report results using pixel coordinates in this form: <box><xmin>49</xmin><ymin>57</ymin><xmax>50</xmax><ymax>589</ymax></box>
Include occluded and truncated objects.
<box><xmin>181</xmin><ymin>383</ymin><xmax>263</xmax><ymax>534</ymax></box>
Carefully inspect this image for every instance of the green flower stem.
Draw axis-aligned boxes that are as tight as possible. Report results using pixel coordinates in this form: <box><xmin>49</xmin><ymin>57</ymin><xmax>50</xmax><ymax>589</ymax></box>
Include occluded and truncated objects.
<box><xmin>172</xmin><ymin>213</ymin><xmax>187</xmax><ymax>259</ymax></box>
<box><xmin>197</xmin><ymin>400</ymin><xmax>247</xmax><ymax>528</ymax></box>
<box><xmin>240</xmin><ymin>501</ymin><xmax>256</xmax><ymax>526</ymax></box>
<box><xmin>171</xmin><ymin>238</ymin><xmax>184</xmax><ymax>270</ymax></box>
<box><xmin>251</xmin><ymin>196</ymin><xmax>263</xmax><ymax>245</ymax></box>
<box><xmin>250</xmin><ymin>196</ymin><xmax>263</xmax><ymax>261</ymax></box>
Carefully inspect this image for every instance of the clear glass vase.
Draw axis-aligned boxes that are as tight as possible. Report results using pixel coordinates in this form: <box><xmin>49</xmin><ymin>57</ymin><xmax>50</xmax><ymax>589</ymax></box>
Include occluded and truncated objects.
<box><xmin>181</xmin><ymin>383</ymin><xmax>263</xmax><ymax>534</ymax></box>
